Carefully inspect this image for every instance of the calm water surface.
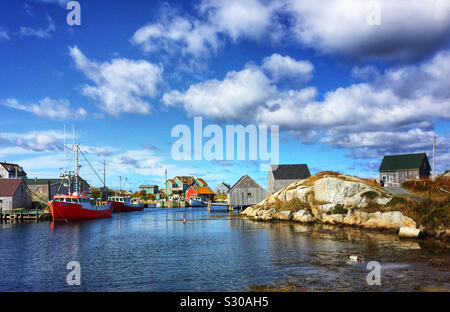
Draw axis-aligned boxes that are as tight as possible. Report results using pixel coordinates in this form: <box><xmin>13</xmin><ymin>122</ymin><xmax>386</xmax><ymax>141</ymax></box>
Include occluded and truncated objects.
<box><xmin>0</xmin><ymin>207</ymin><xmax>449</xmax><ymax>291</ymax></box>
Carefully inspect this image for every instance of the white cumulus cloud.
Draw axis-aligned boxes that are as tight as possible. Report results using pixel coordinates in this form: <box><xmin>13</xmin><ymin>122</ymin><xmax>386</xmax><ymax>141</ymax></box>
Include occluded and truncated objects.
<box><xmin>69</xmin><ymin>46</ymin><xmax>163</xmax><ymax>116</ymax></box>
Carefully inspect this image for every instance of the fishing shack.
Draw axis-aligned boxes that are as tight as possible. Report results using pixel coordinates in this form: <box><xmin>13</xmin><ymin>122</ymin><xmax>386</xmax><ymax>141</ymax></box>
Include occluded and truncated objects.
<box><xmin>228</xmin><ymin>175</ymin><xmax>267</xmax><ymax>208</ymax></box>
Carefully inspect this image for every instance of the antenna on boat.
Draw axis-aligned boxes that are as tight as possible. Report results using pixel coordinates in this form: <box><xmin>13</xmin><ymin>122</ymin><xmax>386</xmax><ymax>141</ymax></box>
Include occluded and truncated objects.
<box><xmin>63</xmin><ymin>124</ymin><xmax>66</xmax><ymax>174</ymax></box>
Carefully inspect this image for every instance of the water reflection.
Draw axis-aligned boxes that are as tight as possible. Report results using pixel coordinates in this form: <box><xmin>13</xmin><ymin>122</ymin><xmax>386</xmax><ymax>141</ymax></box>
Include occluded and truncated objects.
<box><xmin>0</xmin><ymin>208</ymin><xmax>448</xmax><ymax>291</ymax></box>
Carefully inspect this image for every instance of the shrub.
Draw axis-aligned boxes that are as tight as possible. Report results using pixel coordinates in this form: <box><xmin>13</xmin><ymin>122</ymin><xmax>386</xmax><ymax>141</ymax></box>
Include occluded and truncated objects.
<box><xmin>386</xmin><ymin>196</ymin><xmax>406</xmax><ymax>206</ymax></box>
<box><xmin>326</xmin><ymin>204</ymin><xmax>348</xmax><ymax>215</ymax></box>
<box><xmin>362</xmin><ymin>191</ymin><xmax>379</xmax><ymax>200</ymax></box>
<box><xmin>271</xmin><ymin>198</ymin><xmax>311</xmax><ymax>212</ymax></box>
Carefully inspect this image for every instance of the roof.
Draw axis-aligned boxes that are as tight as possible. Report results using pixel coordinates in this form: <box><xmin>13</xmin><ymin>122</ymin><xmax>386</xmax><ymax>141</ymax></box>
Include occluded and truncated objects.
<box><xmin>270</xmin><ymin>164</ymin><xmax>311</xmax><ymax>180</ymax></box>
<box><xmin>0</xmin><ymin>162</ymin><xmax>27</xmax><ymax>176</ymax></box>
<box><xmin>192</xmin><ymin>185</ymin><xmax>215</xmax><ymax>195</ymax></box>
<box><xmin>196</xmin><ymin>178</ymin><xmax>207</xmax><ymax>185</ymax></box>
<box><xmin>25</xmin><ymin>178</ymin><xmax>64</xmax><ymax>186</ymax></box>
<box><xmin>166</xmin><ymin>179</ymin><xmax>177</xmax><ymax>185</ymax></box>
<box><xmin>379</xmin><ymin>153</ymin><xmax>429</xmax><ymax>171</ymax></box>
<box><xmin>175</xmin><ymin>176</ymin><xmax>194</xmax><ymax>185</ymax></box>
<box><xmin>229</xmin><ymin>175</ymin><xmax>265</xmax><ymax>193</ymax></box>
<box><xmin>0</xmin><ymin>179</ymin><xmax>24</xmax><ymax>196</ymax></box>
<box><xmin>217</xmin><ymin>182</ymin><xmax>230</xmax><ymax>189</ymax></box>
<box><xmin>139</xmin><ymin>184</ymin><xmax>158</xmax><ymax>188</ymax></box>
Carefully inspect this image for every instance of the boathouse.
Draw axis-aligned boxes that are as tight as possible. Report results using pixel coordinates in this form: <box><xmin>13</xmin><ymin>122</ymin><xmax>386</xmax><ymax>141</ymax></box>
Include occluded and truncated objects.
<box><xmin>0</xmin><ymin>162</ymin><xmax>27</xmax><ymax>179</ymax></box>
<box><xmin>215</xmin><ymin>182</ymin><xmax>230</xmax><ymax>195</ymax></box>
<box><xmin>379</xmin><ymin>153</ymin><xmax>431</xmax><ymax>187</ymax></box>
<box><xmin>0</xmin><ymin>179</ymin><xmax>32</xmax><ymax>210</ymax></box>
<box><xmin>185</xmin><ymin>185</ymin><xmax>215</xmax><ymax>202</ymax></box>
<box><xmin>267</xmin><ymin>164</ymin><xmax>311</xmax><ymax>194</ymax></box>
<box><xmin>228</xmin><ymin>175</ymin><xmax>267</xmax><ymax>207</ymax></box>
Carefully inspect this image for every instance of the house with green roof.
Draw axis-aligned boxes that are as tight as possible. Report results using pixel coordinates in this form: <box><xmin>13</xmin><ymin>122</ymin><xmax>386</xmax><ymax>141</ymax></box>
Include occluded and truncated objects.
<box><xmin>379</xmin><ymin>153</ymin><xmax>431</xmax><ymax>186</ymax></box>
<box><xmin>138</xmin><ymin>184</ymin><xmax>159</xmax><ymax>195</ymax></box>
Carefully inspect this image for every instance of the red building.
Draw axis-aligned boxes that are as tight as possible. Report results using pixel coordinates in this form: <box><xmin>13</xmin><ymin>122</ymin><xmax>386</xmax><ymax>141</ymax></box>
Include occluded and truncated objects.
<box><xmin>185</xmin><ymin>185</ymin><xmax>215</xmax><ymax>202</ymax></box>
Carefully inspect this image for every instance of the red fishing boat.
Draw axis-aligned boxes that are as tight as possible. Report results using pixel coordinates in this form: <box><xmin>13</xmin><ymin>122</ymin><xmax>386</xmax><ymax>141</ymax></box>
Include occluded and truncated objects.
<box><xmin>48</xmin><ymin>125</ymin><xmax>112</xmax><ymax>221</ymax></box>
<box><xmin>49</xmin><ymin>193</ymin><xmax>112</xmax><ymax>221</ymax></box>
<box><xmin>109</xmin><ymin>196</ymin><xmax>144</xmax><ymax>212</ymax></box>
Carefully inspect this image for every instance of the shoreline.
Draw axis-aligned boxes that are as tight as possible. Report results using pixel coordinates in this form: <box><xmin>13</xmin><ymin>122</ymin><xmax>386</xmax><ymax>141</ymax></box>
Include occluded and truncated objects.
<box><xmin>240</xmin><ymin>206</ymin><xmax>450</xmax><ymax>242</ymax></box>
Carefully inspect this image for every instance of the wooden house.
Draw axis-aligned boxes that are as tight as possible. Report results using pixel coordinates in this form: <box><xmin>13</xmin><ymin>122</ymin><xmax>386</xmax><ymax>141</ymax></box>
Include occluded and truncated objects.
<box><xmin>174</xmin><ymin>176</ymin><xmax>195</xmax><ymax>193</ymax></box>
<box><xmin>165</xmin><ymin>179</ymin><xmax>178</xmax><ymax>195</ymax></box>
<box><xmin>228</xmin><ymin>175</ymin><xmax>267</xmax><ymax>207</ymax></box>
<box><xmin>215</xmin><ymin>182</ymin><xmax>230</xmax><ymax>195</ymax></box>
<box><xmin>267</xmin><ymin>164</ymin><xmax>311</xmax><ymax>194</ymax></box>
<box><xmin>0</xmin><ymin>178</ymin><xmax>32</xmax><ymax>210</ymax></box>
<box><xmin>195</xmin><ymin>178</ymin><xmax>208</xmax><ymax>187</ymax></box>
<box><xmin>25</xmin><ymin>178</ymin><xmax>69</xmax><ymax>202</ymax></box>
<box><xmin>379</xmin><ymin>153</ymin><xmax>431</xmax><ymax>186</ymax></box>
<box><xmin>0</xmin><ymin>162</ymin><xmax>27</xmax><ymax>179</ymax></box>
<box><xmin>185</xmin><ymin>185</ymin><xmax>215</xmax><ymax>202</ymax></box>
<box><xmin>139</xmin><ymin>184</ymin><xmax>159</xmax><ymax>194</ymax></box>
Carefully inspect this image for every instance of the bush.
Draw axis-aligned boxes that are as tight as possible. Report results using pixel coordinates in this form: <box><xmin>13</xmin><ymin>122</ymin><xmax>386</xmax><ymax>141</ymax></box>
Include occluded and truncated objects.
<box><xmin>326</xmin><ymin>204</ymin><xmax>348</xmax><ymax>215</ymax></box>
<box><xmin>271</xmin><ymin>198</ymin><xmax>311</xmax><ymax>212</ymax></box>
<box><xmin>386</xmin><ymin>196</ymin><xmax>406</xmax><ymax>206</ymax></box>
<box><xmin>362</xmin><ymin>191</ymin><xmax>379</xmax><ymax>200</ymax></box>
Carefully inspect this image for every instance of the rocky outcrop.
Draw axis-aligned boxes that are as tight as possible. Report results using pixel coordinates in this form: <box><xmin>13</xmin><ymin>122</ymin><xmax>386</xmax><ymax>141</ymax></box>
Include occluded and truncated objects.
<box><xmin>241</xmin><ymin>172</ymin><xmax>423</xmax><ymax>238</ymax></box>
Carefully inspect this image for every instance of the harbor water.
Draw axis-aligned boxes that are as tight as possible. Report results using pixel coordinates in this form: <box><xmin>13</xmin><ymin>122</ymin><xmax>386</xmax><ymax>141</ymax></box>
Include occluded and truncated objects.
<box><xmin>0</xmin><ymin>207</ymin><xmax>448</xmax><ymax>291</ymax></box>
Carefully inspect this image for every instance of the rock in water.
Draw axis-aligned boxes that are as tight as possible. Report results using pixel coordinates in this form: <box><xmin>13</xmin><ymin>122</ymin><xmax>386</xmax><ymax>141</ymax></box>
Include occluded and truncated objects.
<box><xmin>399</xmin><ymin>227</ymin><xmax>421</xmax><ymax>238</ymax></box>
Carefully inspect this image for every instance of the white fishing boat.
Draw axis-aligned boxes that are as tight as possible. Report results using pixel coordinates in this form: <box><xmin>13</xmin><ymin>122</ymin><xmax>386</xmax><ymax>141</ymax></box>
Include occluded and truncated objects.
<box><xmin>189</xmin><ymin>197</ymin><xmax>206</xmax><ymax>207</ymax></box>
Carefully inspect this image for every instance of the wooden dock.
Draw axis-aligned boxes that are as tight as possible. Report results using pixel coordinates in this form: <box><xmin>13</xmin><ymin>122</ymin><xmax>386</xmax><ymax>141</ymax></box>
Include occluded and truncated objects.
<box><xmin>0</xmin><ymin>209</ymin><xmax>52</xmax><ymax>223</ymax></box>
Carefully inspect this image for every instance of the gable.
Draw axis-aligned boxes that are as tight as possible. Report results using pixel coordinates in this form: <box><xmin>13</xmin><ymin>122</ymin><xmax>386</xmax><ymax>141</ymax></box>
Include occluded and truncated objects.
<box><xmin>270</xmin><ymin>164</ymin><xmax>311</xmax><ymax>180</ymax></box>
<box><xmin>230</xmin><ymin>175</ymin><xmax>265</xmax><ymax>192</ymax></box>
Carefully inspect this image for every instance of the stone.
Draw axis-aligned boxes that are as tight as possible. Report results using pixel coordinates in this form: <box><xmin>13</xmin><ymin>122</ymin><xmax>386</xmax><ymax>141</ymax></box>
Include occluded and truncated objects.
<box><xmin>292</xmin><ymin>210</ymin><xmax>314</xmax><ymax>223</ymax></box>
<box><xmin>279</xmin><ymin>210</ymin><xmax>293</xmax><ymax>221</ymax></box>
<box><xmin>399</xmin><ymin>227</ymin><xmax>421</xmax><ymax>239</ymax></box>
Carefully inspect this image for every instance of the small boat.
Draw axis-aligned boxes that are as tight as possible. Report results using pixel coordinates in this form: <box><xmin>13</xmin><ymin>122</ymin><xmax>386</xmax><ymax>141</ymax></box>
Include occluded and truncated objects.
<box><xmin>49</xmin><ymin>193</ymin><xmax>112</xmax><ymax>221</ymax></box>
<box><xmin>147</xmin><ymin>203</ymin><xmax>157</xmax><ymax>208</ymax></box>
<box><xmin>109</xmin><ymin>196</ymin><xmax>144</xmax><ymax>212</ymax></box>
<box><xmin>189</xmin><ymin>197</ymin><xmax>206</xmax><ymax>207</ymax></box>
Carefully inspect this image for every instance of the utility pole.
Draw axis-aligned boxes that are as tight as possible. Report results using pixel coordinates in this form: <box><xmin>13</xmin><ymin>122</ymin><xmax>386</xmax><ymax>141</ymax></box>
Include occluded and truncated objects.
<box><xmin>165</xmin><ymin>169</ymin><xmax>167</xmax><ymax>201</ymax></box>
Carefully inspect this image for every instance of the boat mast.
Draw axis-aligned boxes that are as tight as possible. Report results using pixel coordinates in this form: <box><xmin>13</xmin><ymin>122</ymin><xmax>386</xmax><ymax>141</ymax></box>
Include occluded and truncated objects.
<box><xmin>72</xmin><ymin>124</ymin><xmax>80</xmax><ymax>194</ymax></box>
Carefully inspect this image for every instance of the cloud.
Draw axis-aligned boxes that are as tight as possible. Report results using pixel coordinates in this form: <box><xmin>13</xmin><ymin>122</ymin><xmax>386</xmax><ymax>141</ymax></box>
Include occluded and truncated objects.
<box><xmin>2</xmin><ymin>97</ymin><xmax>87</xmax><ymax>120</ymax></box>
<box><xmin>163</xmin><ymin>65</ymin><xmax>276</xmax><ymax>121</ymax></box>
<box><xmin>262</xmin><ymin>53</ymin><xmax>314</xmax><ymax>82</ymax></box>
<box><xmin>163</xmin><ymin>50</ymin><xmax>450</xmax><ymax>167</ymax></box>
<box><xmin>142</xmin><ymin>143</ymin><xmax>160</xmax><ymax>151</ymax></box>
<box><xmin>287</xmin><ymin>0</ymin><xmax>450</xmax><ymax>61</ymax></box>
<box><xmin>132</xmin><ymin>0</ymin><xmax>450</xmax><ymax>62</ymax></box>
<box><xmin>20</xmin><ymin>15</ymin><xmax>55</xmax><ymax>39</ymax></box>
<box><xmin>69</xmin><ymin>46</ymin><xmax>164</xmax><ymax>116</ymax></box>
<box><xmin>1</xmin><ymin>130</ymin><xmax>64</xmax><ymax>152</ymax></box>
<box><xmin>0</xmin><ymin>27</ymin><xmax>9</xmax><ymax>41</ymax></box>
<box><xmin>132</xmin><ymin>1</ymin><xmax>285</xmax><ymax>58</ymax></box>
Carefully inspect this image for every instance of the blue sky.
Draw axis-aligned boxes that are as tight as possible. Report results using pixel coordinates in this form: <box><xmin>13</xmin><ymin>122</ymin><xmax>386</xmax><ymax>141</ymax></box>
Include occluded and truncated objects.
<box><xmin>0</xmin><ymin>0</ymin><xmax>449</xmax><ymax>191</ymax></box>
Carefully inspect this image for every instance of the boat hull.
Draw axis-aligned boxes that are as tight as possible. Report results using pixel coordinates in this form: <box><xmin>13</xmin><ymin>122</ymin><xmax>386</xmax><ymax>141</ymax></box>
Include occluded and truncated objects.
<box><xmin>189</xmin><ymin>199</ymin><xmax>206</xmax><ymax>207</ymax></box>
<box><xmin>111</xmin><ymin>201</ymin><xmax>144</xmax><ymax>212</ymax></box>
<box><xmin>49</xmin><ymin>201</ymin><xmax>112</xmax><ymax>221</ymax></box>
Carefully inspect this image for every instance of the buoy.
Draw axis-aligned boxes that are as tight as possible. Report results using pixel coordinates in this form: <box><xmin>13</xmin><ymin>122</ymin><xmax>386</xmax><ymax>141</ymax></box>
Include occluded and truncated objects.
<box><xmin>183</xmin><ymin>218</ymin><xmax>186</xmax><ymax>223</ymax></box>
<box><xmin>349</xmin><ymin>255</ymin><xmax>360</xmax><ymax>261</ymax></box>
